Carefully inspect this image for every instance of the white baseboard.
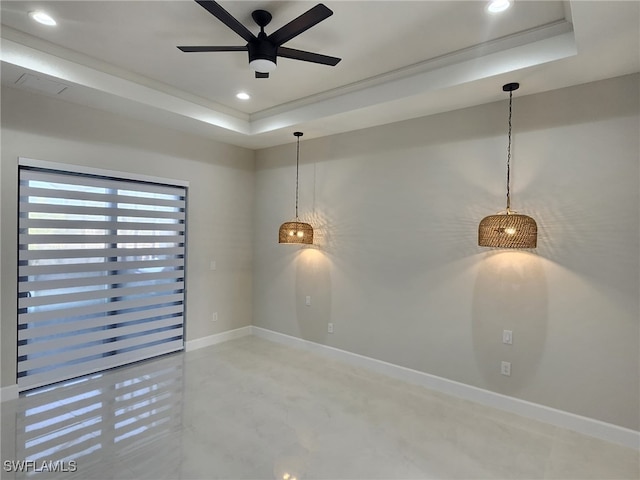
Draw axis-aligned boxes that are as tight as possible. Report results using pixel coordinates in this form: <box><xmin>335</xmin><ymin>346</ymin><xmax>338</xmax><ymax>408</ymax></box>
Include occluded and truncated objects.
<box><xmin>250</xmin><ymin>326</ymin><xmax>640</xmax><ymax>450</ymax></box>
<box><xmin>1</xmin><ymin>384</ymin><xmax>18</xmax><ymax>403</ymax></box>
<box><xmin>185</xmin><ymin>325</ymin><xmax>252</xmax><ymax>352</ymax></box>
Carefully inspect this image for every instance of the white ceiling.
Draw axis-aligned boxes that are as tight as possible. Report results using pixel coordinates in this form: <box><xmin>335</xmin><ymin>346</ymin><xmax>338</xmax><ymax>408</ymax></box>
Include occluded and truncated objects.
<box><xmin>1</xmin><ymin>1</ymin><xmax>639</xmax><ymax>149</ymax></box>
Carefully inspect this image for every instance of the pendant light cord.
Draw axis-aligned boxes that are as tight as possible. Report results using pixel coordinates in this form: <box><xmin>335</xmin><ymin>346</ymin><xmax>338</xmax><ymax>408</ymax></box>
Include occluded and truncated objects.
<box><xmin>506</xmin><ymin>88</ymin><xmax>513</xmax><ymax>212</ymax></box>
<box><xmin>294</xmin><ymin>132</ymin><xmax>303</xmax><ymax>221</ymax></box>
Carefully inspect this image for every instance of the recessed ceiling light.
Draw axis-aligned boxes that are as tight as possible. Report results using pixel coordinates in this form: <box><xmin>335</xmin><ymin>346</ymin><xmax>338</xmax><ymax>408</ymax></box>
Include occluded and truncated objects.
<box><xmin>236</xmin><ymin>92</ymin><xmax>250</xmax><ymax>100</ymax></box>
<box><xmin>29</xmin><ymin>10</ymin><xmax>57</xmax><ymax>26</ymax></box>
<box><xmin>487</xmin><ymin>0</ymin><xmax>512</xmax><ymax>14</ymax></box>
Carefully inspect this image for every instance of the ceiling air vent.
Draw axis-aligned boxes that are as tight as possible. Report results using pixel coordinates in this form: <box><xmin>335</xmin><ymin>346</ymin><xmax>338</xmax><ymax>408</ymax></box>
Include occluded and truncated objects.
<box><xmin>15</xmin><ymin>73</ymin><xmax>69</xmax><ymax>95</ymax></box>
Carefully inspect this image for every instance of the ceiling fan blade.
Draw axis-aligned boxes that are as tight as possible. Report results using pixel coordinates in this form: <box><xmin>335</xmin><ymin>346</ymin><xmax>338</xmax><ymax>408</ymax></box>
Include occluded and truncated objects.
<box><xmin>178</xmin><ymin>46</ymin><xmax>247</xmax><ymax>52</ymax></box>
<box><xmin>195</xmin><ymin>0</ymin><xmax>255</xmax><ymax>43</ymax></box>
<box><xmin>278</xmin><ymin>47</ymin><xmax>341</xmax><ymax>66</ymax></box>
<box><xmin>255</xmin><ymin>72</ymin><xmax>269</xmax><ymax>79</ymax></box>
<box><xmin>268</xmin><ymin>3</ymin><xmax>333</xmax><ymax>46</ymax></box>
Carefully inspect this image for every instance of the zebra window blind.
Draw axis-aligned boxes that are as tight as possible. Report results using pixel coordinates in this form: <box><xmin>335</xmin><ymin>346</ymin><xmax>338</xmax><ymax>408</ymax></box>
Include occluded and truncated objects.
<box><xmin>18</xmin><ymin>162</ymin><xmax>187</xmax><ymax>391</ymax></box>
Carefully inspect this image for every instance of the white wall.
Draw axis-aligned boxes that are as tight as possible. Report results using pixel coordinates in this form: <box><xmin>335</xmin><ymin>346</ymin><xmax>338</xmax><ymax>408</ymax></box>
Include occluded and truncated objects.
<box><xmin>253</xmin><ymin>74</ymin><xmax>640</xmax><ymax>430</ymax></box>
<box><xmin>1</xmin><ymin>86</ymin><xmax>255</xmax><ymax>388</ymax></box>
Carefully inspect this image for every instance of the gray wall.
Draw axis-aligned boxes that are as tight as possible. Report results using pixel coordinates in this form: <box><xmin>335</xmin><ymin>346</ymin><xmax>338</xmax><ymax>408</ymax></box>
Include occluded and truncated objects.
<box><xmin>253</xmin><ymin>74</ymin><xmax>640</xmax><ymax>430</ymax></box>
<box><xmin>1</xmin><ymin>86</ymin><xmax>255</xmax><ymax>388</ymax></box>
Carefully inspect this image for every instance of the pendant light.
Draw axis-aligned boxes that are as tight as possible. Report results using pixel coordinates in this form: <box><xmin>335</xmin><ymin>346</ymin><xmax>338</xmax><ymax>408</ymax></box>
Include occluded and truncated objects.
<box><xmin>478</xmin><ymin>82</ymin><xmax>537</xmax><ymax>248</ymax></box>
<box><xmin>279</xmin><ymin>132</ymin><xmax>314</xmax><ymax>244</ymax></box>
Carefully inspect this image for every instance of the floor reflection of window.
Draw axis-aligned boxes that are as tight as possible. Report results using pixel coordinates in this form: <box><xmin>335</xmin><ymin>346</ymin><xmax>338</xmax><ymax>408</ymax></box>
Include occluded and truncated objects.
<box><xmin>14</xmin><ymin>354</ymin><xmax>184</xmax><ymax>477</ymax></box>
<box><xmin>18</xmin><ymin>161</ymin><xmax>187</xmax><ymax>391</ymax></box>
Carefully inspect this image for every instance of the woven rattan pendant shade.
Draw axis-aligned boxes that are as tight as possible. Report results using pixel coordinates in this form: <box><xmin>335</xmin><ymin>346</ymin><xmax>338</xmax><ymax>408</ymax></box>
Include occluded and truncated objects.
<box><xmin>478</xmin><ymin>210</ymin><xmax>537</xmax><ymax>248</ymax></box>
<box><xmin>478</xmin><ymin>82</ymin><xmax>538</xmax><ymax>249</ymax></box>
<box><xmin>279</xmin><ymin>221</ymin><xmax>314</xmax><ymax>244</ymax></box>
<box><xmin>279</xmin><ymin>132</ymin><xmax>314</xmax><ymax>245</ymax></box>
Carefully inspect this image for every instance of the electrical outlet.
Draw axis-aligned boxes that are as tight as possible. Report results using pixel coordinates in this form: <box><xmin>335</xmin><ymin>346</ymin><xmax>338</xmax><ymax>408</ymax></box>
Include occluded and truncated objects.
<box><xmin>501</xmin><ymin>361</ymin><xmax>511</xmax><ymax>376</ymax></box>
<box><xmin>305</xmin><ymin>295</ymin><xmax>311</xmax><ymax>306</ymax></box>
<box><xmin>211</xmin><ymin>312</ymin><xmax>218</xmax><ymax>322</ymax></box>
<box><xmin>328</xmin><ymin>323</ymin><xmax>334</xmax><ymax>333</ymax></box>
<box><xmin>210</xmin><ymin>260</ymin><xmax>217</xmax><ymax>271</ymax></box>
<box><xmin>502</xmin><ymin>329</ymin><xmax>513</xmax><ymax>345</ymax></box>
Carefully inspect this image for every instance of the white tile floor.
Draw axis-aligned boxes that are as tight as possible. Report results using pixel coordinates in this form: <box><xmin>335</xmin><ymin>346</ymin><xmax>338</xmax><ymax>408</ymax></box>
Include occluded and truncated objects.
<box><xmin>1</xmin><ymin>335</ymin><xmax>638</xmax><ymax>479</ymax></box>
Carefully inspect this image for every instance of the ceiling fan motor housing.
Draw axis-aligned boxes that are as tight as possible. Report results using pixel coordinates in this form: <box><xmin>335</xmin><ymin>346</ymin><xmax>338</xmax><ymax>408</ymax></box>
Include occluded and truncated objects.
<box><xmin>248</xmin><ymin>33</ymin><xmax>278</xmax><ymax>71</ymax></box>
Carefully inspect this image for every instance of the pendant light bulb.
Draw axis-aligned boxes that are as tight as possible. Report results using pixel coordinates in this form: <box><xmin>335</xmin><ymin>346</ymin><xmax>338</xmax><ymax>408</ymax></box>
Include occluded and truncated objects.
<box><xmin>279</xmin><ymin>132</ymin><xmax>314</xmax><ymax>244</ymax></box>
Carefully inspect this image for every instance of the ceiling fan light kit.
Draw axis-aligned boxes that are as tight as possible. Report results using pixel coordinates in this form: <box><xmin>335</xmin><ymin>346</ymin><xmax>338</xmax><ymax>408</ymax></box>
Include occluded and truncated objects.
<box><xmin>249</xmin><ymin>59</ymin><xmax>276</xmax><ymax>73</ymax></box>
<box><xmin>478</xmin><ymin>82</ymin><xmax>538</xmax><ymax>249</ymax></box>
<box><xmin>178</xmin><ymin>1</ymin><xmax>341</xmax><ymax>78</ymax></box>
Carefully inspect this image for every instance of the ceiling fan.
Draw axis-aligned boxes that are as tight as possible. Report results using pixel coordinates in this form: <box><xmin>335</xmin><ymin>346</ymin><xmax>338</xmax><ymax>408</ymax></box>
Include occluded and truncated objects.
<box><xmin>178</xmin><ymin>0</ymin><xmax>342</xmax><ymax>78</ymax></box>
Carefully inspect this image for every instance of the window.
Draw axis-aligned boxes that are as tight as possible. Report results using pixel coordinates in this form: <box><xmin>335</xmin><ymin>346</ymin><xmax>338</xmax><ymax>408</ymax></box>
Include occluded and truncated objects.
<box><xmin>18</xmin><ymin>159</ymin><xmax>187</xmax><ymax>391</ymax></box>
